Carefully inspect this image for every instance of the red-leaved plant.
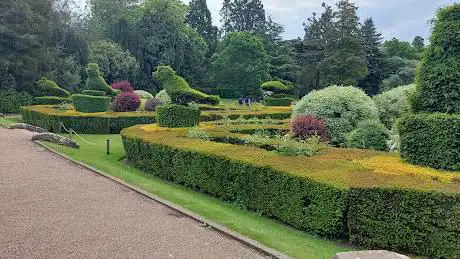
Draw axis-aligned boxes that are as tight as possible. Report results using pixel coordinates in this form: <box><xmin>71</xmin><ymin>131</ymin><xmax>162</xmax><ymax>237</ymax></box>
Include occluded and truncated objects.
<box><xmin>113</xmin><ymin>92</ymin><xmax>141</xmax><ymax>112</ymax></box>
<box><xmin>111</xmin><ymin>81</ymin><xmax>134</xmax><ymax>93</ymax></box>
<box><xmin>291</xmin><ymin>115</ymin><xmax>328</xmax><ymax>141</ymax></box>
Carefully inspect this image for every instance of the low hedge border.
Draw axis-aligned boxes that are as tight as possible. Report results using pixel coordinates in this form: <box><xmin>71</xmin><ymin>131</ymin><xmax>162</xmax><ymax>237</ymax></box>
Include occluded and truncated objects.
<box><xmin>21</xmin><ymin>105</ymin><xmax>292</xmax><ymax>134</ymax></box>
<box><xmin>72</xmin><ymin>94</ymin><xmax>111</xmax><ymax>113</ymax></box>
<box><xmin>398</xmin><ymin>113</ymin><xmax>460</xmax><ymax>170</ymax></box>
<box><xmin>264</xmin><ymin>97</ymin><xmax>293</xmax><ymax>107</ymax></box>
<box><xmin>121</xmin><ymin>124</ymin><xmax>460</xmax><ymax>257</ymax></box>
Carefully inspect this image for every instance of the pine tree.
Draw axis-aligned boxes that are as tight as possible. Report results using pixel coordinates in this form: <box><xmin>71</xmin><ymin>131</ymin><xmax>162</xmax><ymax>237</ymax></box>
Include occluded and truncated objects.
<box><xmin>186</xmin><ymin>0</ymin><xmax>218</xmax><ymax>54</ymax></box>
<box><xmin>358</xmin><ymin>18</ymin><xmax>385</xmax><ymax>95</ymax></box>
<box><xmin>220</xmin><ymin>0</ymin><xmax>266</xmax><ymax>36</ymax></box>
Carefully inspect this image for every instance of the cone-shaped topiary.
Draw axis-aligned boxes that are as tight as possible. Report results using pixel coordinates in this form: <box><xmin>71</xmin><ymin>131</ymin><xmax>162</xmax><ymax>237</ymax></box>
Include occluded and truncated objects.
<box><xmin>153</xmin><ymin>65</ymin><xmax>220</xmax><ymax>105</ymax></box>
<box><xmin>36</xmin><ymin>77</ymin><xmax>70</xmax><ymax>97</ymax></box>
<box><xmin>411</xmin><ymin>4</ymin><xmax>460</xmax><ymax>114</ymax></box>
<box><xmin>86</xmin><ymin>63</ymin><xmax>121</xmax><ymax>96</ymax></box>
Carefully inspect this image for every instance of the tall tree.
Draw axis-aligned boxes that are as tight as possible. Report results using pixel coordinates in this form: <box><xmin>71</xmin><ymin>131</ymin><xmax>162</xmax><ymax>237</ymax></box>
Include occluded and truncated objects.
<box><xmin>319</xmin><ymin>0</ymin><xmax>367</xmax><ymax>87</ymax></box>
<box><xmin>383</xmin><ymin>38</ymin><xmax>418</xmax><ymax>60</ymax></box>
<box><xmin>220</xmin><ymin>0</ymin><xmax>266</xmax><ymax>36</ymax></box>
<box><xmin>358</xmin><ymin>18</ymin><xmax>385</xmax><ymax>95</ymax></box>
<box><xmin>212</xmin><ymin>32</ymin><xmax>269</xmax><ymax>97</ymax></box>
<box><xmin>300</xmin><ymin>3</ymin><xmax>335</xmax><ymax>93</ymax></box>
<box><xmin>186</xmin><ymin>0</ymin><xmax>218</xmax><ymax>54</ymax></box>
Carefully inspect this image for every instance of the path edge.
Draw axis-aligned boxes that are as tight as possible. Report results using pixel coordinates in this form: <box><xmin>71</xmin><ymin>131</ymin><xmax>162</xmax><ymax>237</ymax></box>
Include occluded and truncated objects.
<box><xmin>34</xmin><ymin>140</ymin><xmax>290</xmax><ymax>259</ymax></box>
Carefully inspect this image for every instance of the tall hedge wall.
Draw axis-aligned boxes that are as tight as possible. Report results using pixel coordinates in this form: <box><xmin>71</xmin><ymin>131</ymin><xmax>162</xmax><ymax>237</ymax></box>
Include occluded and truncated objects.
<box><xmin>398</xmin><ymin>113</ymin><xmax>460</xmax><ymax>170</ymax></box>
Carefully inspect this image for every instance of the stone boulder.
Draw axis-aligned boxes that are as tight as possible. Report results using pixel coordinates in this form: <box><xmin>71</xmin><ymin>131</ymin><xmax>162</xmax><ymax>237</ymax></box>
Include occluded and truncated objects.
<box><xmin>333</xmin><ymin>250</ymin><xmax>410</xmax><ymax>259</ymax></box>
<box><xmin>32</xmin><ymin>133</ymin><xmax>80</xmax><ymax>149</ymax></box>
<box><xmin>10</xmin><ymin>123</ymin><xmax>48</xmax><ymax>133</ymax></box>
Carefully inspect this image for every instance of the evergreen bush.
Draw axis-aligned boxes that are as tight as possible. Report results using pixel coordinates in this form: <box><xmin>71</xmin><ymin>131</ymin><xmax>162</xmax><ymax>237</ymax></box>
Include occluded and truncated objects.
<box><xmin>347</xmin><ymin>120</ymin><xmax>390</xmax><ymax>151</ymax></box>
<box><xmin>156</xmin><ymin>104</ymin><xmax>201</xmax><ymax>128</ymax></box>
<box><xmin>374</xmin><ymin>84</ymin><xmax>416</xmax><ymax>128</ymax></box>
<box><xmin>71</xmin><ymin>94</ymin><xmax>111</xmax><ymax>113</ymax></box>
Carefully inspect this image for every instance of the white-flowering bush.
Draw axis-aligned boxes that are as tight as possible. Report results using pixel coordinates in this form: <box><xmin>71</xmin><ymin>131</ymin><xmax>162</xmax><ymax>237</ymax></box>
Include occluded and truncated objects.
<box><xmin>373</xmin><ymin>84</ymin><xmax>416</xmax><ymax>129</ymax></box>
<box><xmin>292</xmin><ymin>85</ymin><xmax>379</xmax><ymax>146</ymax></box>
<box><xmin>155</xmin><ymin>89</ymin><xmax>171</xmax><ymax>103</ymax></box>
<box><xmin>134</xmin><ymin>90</ymin><xmax>154</xmax><ymax>100</ymax></box>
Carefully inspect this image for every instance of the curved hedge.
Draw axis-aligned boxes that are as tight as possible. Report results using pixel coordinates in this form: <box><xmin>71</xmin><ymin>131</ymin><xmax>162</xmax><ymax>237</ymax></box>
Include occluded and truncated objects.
<box><xmin>72</xmin><ymin>94</ymin><xmax>111</xmax><ymax>113</ymax></box>
<box><xmin>398</xmin><ymin>113</ymin><xmax>460</xmax><ymax>170</ymax></box>
<box><xmin>122</xmin><ymin>123</ymin><xmax>460</xmax><ymax>257</ymax></box>
<box><xmin>156</xmin><ymin>104</ymin><xmax>201</xmax><ymax>128</ymax></box>
<box><xmin>261</xmin><ymin>81</ymin><xmax>289</xmax><ymax>93</ymax></box>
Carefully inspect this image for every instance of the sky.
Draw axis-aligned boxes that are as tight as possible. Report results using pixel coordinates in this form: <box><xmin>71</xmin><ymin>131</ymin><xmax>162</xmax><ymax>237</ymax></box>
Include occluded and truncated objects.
<box><xmin>78</xmin><ymin>0</ymin><xmax>458</xmax><ymax>42</ymax></box>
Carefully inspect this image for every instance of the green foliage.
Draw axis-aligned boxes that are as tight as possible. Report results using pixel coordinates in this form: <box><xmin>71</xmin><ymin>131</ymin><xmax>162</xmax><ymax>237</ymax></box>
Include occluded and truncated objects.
<box><xmin>88</xmin><ymin>40</ymin><xmax>141</xmax><ymax>86</ymax></box>
<box><xmin>398</xmin><ymin>113</ymin><xmax>460</xmax><ymax>170</ymax></box>
<box><xmin>220</xmin><ymin>0</ymin><xmax>266</xmax><ymax>35</ymax></box>
<box><xmin>374</xmin><ymin>84</ymin><xmax>416</xmax><ymax>128</ymax></box>
<box><xmin>34</xmin><ymin>96</ymin><xmax>71</xmax><ymax>105</ymax></box>
<box><xmin>134</xmin><ymin>90</ymin><xmax>154</xmax><ymax>100</ymax></box>
<box><xmin>382</xmin><ymin>38</ymin><xmax>418</xmax><ymax>60</ymax></box>
<box><xmin>293</xmin><ymin>86</ymin><xmax>379</xmax><ymax>146</ymax></box>
<box><xmin>412</xmin><ymin>4</ymin><xmax>460</xmax><ymax>114</ymax></box>
<box><xmin>82</xmin><ymin>90</ymin><xmax>106</xmax><ymax>96</ymax></box>
<box><xmin>347</xmin><ymin>120</ymin><xmax>390</xmax><ymax>151</ymax></box>
<box><xmin>261</xmin><ymin>81</ymin><xmax>289</xmax><ymax>93</ymax></box>
<box><xmin>264</xmin><ymin>97</ymin><xmax>293</xmax><ymax>106</ymax></box>
<box><xmin>154</xmin><ymin>65</ymin><xmax>220</xmax><ymax>105</ymax></box>
<box><xmin>85</xmin><ymin>63</ymin><xmax>121</xmax><ymax>96</ymax></box>
<box><xmin>156</xmin><ymin>104</ymin><xmax>201</xmax><ymax>128</ymax></box>
<box><xmin>186</xmin><ymin>0</ymin><xmax>218</xmax><ymax>54</ymax></box>
<box><xmin>71</xmin><ymin>94</ymin><xmax>111</xmax><ymax>113</ymax></box>
<box><xmin>155</xmin><ymin>89</ymin><xmax>171</xmax><ymax>103</ymax></box>
<box><xmin>36</xmin><ymin>77</ymin><xmax>70</xmax><ymax>97</ymax></box>
<box><xmin>187</xmin><ymin>127</ymin><xmax>210</xmax><ymax>140</ymax></box>
<box><xmin>212</xmin><ymin>32</ymin><xmax>269</xmax><ymax>97</ymax></box>
<box><xmin>348</xmin><ymin>188</ymin><xmax>460</xmax><ymax>258</ymax></box>
<box><xmin>0</xmin><ymin>89</ymin><xmax>33</xmax><ymax>113</ymax></box>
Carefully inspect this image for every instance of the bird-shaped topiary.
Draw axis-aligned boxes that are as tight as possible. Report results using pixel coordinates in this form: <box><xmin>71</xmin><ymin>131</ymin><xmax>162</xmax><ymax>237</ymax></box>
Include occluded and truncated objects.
<box><xmin>36</xmin><ymin>77</ymin><xmax>70</xmax><ymax>97</ymax></box>
<box><xmin>153</xmin><ymin>65</ymin><xmax>219</xmax><ymax>105</ymax></box>
<box><xmin>85</xmin><ymin>63</ymin><xmax>121</xmax><ymax>96</ymax></box>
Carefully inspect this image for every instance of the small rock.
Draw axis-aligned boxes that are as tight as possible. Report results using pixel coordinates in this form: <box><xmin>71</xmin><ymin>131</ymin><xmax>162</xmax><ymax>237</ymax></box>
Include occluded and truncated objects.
<box><xmin>9</xmin><ymin>123</ymin><xmax>48</xmax><ymax>133</ymax></box>
<box><xmin>0</xmin><ymin>113</ymin><xmax>4</xmax><ymax>118</ymax></box>
<box><xmin>333</xmin><ymin>250</ymin><xmax>410</xmax><ymax>259</ymax></box>
<box><xmin>32</xmin><ymin>133</ymin><xmax>80</xmax><ymax>149</ymax></box>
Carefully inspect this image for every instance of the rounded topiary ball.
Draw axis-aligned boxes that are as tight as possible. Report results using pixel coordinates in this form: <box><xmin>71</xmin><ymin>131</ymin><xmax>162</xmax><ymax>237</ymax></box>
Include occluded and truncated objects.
<box><xmin>347</xmin><ymin>120</ymin><xmax>390</xmax><ymax>151</ymax></box>
<box><xmin>292</xmin><ymin>85</ymin><xmax>379</xmax><ymax>146</ymax></box>
<box><xmin>373</xmin><ymin>84</ymin><xmax>416</xmax><ymax>129</ymax></box>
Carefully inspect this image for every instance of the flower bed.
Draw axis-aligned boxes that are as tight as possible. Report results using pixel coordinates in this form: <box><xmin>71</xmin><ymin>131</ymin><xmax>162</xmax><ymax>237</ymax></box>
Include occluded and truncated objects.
<box><xmin>121</xmin><ymin>122</ymin><xmax>460</xmax><ymax>257</ymax></box>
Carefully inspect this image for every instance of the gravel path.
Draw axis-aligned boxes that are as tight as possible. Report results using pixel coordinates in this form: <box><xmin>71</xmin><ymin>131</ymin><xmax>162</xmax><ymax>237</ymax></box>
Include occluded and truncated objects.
<box><xmin>0</xmin><ymin>128</ymin><xmax>265</xmax><ymax>259</ymax></box>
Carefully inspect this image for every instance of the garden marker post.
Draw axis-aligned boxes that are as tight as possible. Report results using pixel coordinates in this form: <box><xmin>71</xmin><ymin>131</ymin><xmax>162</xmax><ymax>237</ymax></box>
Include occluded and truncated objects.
<box><xmin>106</xmin><ymin>139</ymin><xmax>110</xmax><ymax>155</ymax></box>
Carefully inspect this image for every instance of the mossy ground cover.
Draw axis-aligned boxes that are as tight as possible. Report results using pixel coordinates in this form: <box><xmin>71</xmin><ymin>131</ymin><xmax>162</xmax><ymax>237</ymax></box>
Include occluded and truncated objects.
<box><xmin>40</xmin><ymin>134</ymin><xmax>355</xmax><ymax>259</ymax></box>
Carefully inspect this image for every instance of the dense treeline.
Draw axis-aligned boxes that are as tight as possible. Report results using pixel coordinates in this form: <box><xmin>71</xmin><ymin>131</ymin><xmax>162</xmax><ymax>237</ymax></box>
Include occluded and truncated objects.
<box><xmin>0</xmin><ymin>0</ymin><xmax>426</xmax><ymax>110</ymax></box>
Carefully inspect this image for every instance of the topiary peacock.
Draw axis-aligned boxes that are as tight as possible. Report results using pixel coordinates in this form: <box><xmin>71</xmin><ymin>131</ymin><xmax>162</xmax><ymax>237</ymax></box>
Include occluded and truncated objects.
<box><xmin>153</xmin><ymin>65</ymin><xmax>219</xmax><ymax>105</ymax></box>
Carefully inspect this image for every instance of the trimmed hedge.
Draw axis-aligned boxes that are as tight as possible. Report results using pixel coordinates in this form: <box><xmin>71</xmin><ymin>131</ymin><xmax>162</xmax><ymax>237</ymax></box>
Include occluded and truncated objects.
<box><xmin>21</xmin><ymin>106</ymin><xmax>156</xmax><ymax>134</ymax></box>
<box><xmin>122</xmin><ymin>131</ymin><xmax>349</xmax><ymax>237</ymax></box>
<box><xmin>261</xmin><ymin>81</ymin><xmax>289</xmax><ymax>93</ymax></box>
<box><xmin>121</xmin><ymin>124</ymin><xmax>460</xmax><ymax>257</ymax></box>
<box><xmin>398</xmin><ymin>113</ymin><xmax>460</xmax><ymax>170</ymax></box>
<box><xmin>156</xmin><ymin>104</ymin><xmax>201</xmax><ymax>128</ymax></box>
<box><xmin>71</xmin><ymin>94</ymin><xmax>111</xmax><ymax>113</ymax></box>
<box><xmin>36</xmin><ymin>77</ymin><xmax>70</xmax><ymax>97</ymax></box>
<box><xmin>348</xmin><ymin>188</ymin><xmax>460</xmax><ymax>258</ymax></box>
<box><xmin>82</xmin><ymin>90</ymin><xmax>106</xmax><ymax>96</ymax></box>
<box><xmin>34</xmin><ymin>96</ymin><xmax>71</xmax><ymax>105</ymax></box>
<box><xmin>265</xmin><ymin>97</ymin><xmax>293</xmax><ymax>106</ymax></box>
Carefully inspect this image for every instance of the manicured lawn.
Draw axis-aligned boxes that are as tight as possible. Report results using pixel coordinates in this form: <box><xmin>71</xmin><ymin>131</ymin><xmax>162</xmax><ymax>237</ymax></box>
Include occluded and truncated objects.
<box><xmin>42</xmin><ymin>134</ymin><xmax>356</xmax><ymax>259</ymax></box>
